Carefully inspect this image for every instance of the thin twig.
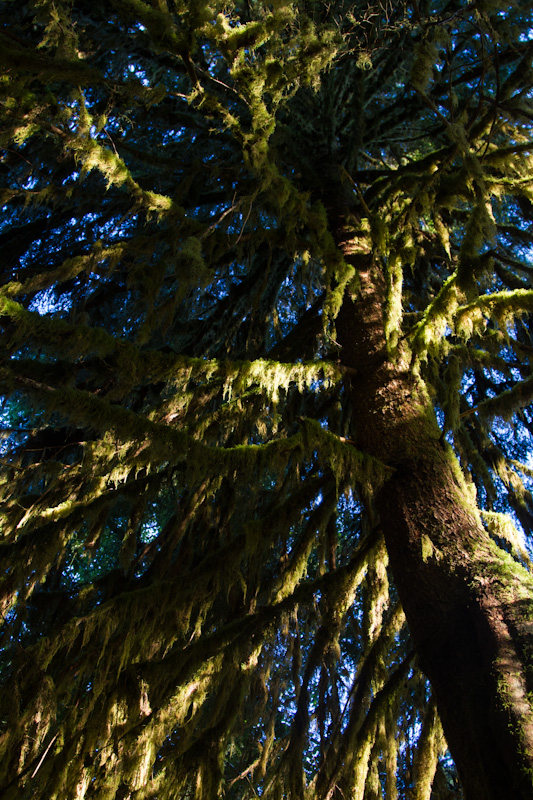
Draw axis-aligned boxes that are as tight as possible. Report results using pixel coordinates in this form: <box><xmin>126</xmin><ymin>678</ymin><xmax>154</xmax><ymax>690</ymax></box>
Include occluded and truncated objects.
<box><xmin>236</xmin><ymin>199</ymin><xmax>253</xmax><ymax>245</ymax></box>
<box><xmin>31</xmin><ymin>734</ymin><xmax>58</xmax><ymax>779</ymax></box>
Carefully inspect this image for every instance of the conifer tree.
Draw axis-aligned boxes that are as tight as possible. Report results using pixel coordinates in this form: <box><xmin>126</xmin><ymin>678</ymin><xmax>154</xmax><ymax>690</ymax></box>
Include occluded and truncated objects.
<box><xmin>2</xmin><ymin>0</ymin><xmax>533</xmax><ymax>798</ymax></box>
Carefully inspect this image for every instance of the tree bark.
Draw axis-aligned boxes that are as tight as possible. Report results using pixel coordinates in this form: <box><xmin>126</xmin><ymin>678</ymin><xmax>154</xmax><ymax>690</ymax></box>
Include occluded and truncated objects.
<box><xmin>327</xmin><ymin>187</ymin><xmax>533</xmax><ymax>799</ymax></box>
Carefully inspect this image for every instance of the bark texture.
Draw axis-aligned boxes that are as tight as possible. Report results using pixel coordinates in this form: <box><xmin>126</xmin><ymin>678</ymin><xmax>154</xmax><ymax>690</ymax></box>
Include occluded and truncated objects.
<box><xmin>327</xmin><ymin>184</ymin><xmax>533</xmax><ymax>799</ymax></box>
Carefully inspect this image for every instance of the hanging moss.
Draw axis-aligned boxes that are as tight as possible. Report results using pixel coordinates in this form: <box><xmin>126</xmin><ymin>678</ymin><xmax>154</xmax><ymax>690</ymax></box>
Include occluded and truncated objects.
<box><xmin>2</xmin><ymin>1</ymin><xmax>533</xmax><ymax>798</ymax></box>
<box><xmin>410</xmin><ymin>38</ymin><xmax>439</xmax><ymax>94</ymax></box>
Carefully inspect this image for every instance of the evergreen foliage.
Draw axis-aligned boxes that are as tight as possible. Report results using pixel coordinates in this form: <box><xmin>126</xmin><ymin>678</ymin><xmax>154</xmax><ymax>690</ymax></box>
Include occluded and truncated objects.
<box><xmin>1</xmin><ymin>0</ymin><xmax>533</xmax><ymax>798</ymax></box>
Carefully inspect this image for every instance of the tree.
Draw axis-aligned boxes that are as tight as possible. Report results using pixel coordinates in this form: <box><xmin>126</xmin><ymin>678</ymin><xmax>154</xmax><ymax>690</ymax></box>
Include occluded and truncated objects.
<box><xmin>1</xmin><ymin>0</ymin><xmax>533</xmax><ymax>797</ymax></box>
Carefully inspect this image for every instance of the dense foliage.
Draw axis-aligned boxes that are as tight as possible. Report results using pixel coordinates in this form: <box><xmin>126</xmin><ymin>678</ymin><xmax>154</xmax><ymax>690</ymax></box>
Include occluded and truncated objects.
<box><xmin>1</xmin><ymin>0</ymin><xmax>533</xmax><ymax>798</ymax></box>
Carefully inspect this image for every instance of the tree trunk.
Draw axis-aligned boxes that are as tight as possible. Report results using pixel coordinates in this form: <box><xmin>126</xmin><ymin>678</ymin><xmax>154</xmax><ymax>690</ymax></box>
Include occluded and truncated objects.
<box><xmin>327</xmin><ymin>185</ymin><xmax>533</xmax><ymax>799</ymax></box>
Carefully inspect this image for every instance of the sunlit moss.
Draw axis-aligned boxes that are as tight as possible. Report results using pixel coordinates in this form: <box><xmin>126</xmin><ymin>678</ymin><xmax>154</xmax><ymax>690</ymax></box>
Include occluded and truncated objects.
<box><xmin>2</xmin><ymin>1</ymin><xmax>533</xmax><ymax>798</ymax></box>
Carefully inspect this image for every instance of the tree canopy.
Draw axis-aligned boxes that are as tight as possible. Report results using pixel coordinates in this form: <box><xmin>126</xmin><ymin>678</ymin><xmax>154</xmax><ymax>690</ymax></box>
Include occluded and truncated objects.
<box><xmin>2</xmin><ymin>1</ymin><xmax>533</xmax><ymax>798</ymax></box>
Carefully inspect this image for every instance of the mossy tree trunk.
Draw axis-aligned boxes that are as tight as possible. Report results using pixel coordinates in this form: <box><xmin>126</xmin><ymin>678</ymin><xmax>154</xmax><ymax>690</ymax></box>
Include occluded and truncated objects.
<box><xmin>329</xmin><ymin>185</ymin><xmax>533</xmax><ymax>800</ymax></box>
